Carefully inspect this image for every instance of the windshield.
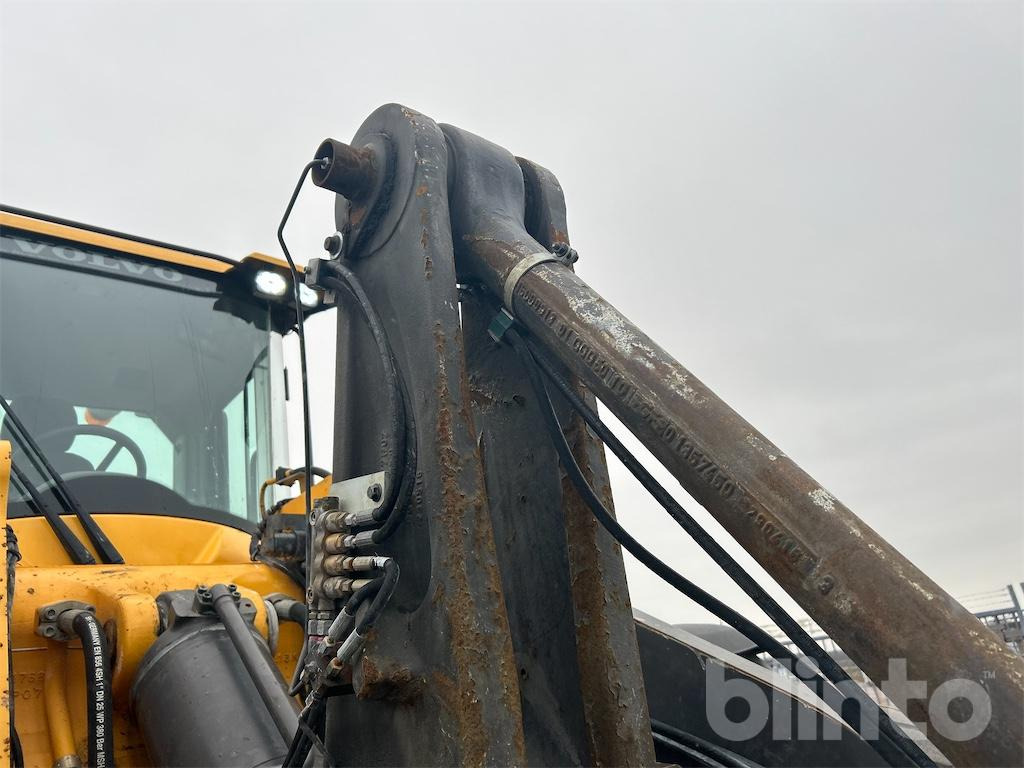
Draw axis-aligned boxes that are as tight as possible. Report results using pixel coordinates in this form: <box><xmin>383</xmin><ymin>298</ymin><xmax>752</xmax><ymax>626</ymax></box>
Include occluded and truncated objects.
<box><xmin>0</xmin><ymin>230</ymin><xmax>287</xmax><ymax>525</ymax></box>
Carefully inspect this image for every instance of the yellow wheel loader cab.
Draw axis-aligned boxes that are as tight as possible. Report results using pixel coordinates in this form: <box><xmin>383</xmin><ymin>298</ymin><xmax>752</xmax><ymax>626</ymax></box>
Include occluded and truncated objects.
<box><xmin>0</xmin><ymin>206</ymin><xmax>326</xmax><ymax>767</ymax></box>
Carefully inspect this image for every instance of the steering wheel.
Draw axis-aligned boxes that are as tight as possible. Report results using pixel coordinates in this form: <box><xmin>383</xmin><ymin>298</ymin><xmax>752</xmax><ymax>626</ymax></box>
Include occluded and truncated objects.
<box><xmin>38</xmin><ymin>424</ymin><xmax>148</xmax><ymax>478</ymax></box>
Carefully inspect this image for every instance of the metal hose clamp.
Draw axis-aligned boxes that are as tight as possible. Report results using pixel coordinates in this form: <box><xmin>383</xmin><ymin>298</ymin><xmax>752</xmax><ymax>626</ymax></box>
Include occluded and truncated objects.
<box><xmin>503</xmin><ymin>252</ymin><xmax>559</xmax><ymax>314</ymax></box>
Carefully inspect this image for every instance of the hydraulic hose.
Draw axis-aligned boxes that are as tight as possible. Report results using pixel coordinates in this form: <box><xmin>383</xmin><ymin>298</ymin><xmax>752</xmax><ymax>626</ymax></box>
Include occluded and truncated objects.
<box><xmin>651</xmin><ymin>731</ymin><xmax>726</xmax><ymax>768</ymax></box>
<box><xmin>273</xmin><ymin>597</ymin><xmax>308</xmax><ymax>626</ymax></box>
<box><xmin>505</xmin><ymin>328</ymin><xmax>930</xmax><ymax>768</ymax></box>
<box><xmin>60</xmin><ymin>611</ymin><xmax>112</xmax><ymax>768</ymax></box>
<box><xmin>368</xmin><ymin>373</ymin><xmax>418</xmax><ymax>545</ymax></box>
<box><xmin>283</xmin><ymin>695</ymin><xmax>328</xmax><ymax>768</ymax></box>
<box><xmin>319</xmin><ymin>266</ymin><xmax>408</xmax><ymax>526</ymax></box>
<box><xmin>651</xmin><ymin>719</ymin><xmax>764</xmax><ymax>768</ymax></box>
<box><xmin>285</xmin><ymin>564</ymin><xmax>400</xmax><ymax>765</ymax></box>
<box><xmin>209</xmin><ymin>584</ymin><xmax>298</xmax><ymax>744</ymax></box>
<box><xmin>270</xmin><ymin>597</ymin><xmax>310</xmax><ymax>695</ymax></box>
<box><xmin>524</xmin><ymin>337</ymin><xmax>936</xmax><ymax>764</ymax></box>
<box><xmin>354</xmin><ymin>559</ymin><xmax>399</xmax><ymax>635</ymax></box>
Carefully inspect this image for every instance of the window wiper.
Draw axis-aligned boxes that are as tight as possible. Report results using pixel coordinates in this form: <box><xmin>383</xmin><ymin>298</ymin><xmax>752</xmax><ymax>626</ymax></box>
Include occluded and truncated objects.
<box><xmin>0</xmin><ymin>396</ymin><xmax>123</xmax><ymax>564</ymax></box>
<box><xmin>8</xmin><ymin>461</ymin><xmax>95</xmax><ymax>564</ymax></box>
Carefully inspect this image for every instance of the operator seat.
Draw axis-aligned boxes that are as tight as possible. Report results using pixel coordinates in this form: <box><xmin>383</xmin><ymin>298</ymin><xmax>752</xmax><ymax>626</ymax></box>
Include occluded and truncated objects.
<box><xmin>0</xmin><ymin>395</ymin><xmax>94</xmax><ymax>476</ymax></box>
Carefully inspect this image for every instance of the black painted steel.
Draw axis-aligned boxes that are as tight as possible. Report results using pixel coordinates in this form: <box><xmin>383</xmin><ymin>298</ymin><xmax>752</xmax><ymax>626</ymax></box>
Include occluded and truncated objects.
<box><xmin>441</xmin><ymin>120</ymin><xmax>1024</xmax><ymax>767</ymax></box>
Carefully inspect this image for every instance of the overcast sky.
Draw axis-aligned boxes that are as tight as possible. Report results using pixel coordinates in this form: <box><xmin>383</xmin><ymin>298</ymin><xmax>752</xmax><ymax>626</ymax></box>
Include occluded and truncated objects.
<box><xmin>1</xmin><ymin>0</ymin><xmax>1020</xmax><ymax>627</ymax></box>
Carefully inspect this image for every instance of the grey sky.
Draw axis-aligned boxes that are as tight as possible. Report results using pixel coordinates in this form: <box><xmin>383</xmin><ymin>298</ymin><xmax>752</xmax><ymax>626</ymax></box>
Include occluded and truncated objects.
<box><xmin>1</xmin><ymin>0</ymin><xmax>1020</xmax><ymax>626</ymax></box>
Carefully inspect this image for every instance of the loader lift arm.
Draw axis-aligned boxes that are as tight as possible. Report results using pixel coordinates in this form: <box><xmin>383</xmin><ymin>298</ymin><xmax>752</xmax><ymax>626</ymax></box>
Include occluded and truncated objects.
<box><xmin>287</xmin><ymin>104</ymin><xmax>1022</xmax><ymax>768</ymax></box>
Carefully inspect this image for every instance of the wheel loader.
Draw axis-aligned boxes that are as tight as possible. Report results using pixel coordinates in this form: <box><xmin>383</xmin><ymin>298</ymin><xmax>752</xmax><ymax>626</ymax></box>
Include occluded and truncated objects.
<box><xmin>0</xmin><ymin>104</ymin><xmax>1020</xmax><ymax>768</ymax></box>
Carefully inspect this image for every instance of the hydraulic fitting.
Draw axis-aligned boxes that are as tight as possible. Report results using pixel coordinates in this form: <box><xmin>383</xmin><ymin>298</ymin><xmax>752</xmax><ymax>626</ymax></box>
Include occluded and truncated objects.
<box><xmin>343</xmin><ymin>530</ymin><xmax>376</xmax><ymax>552</ymax></box>
<box><xmin>320</xmin><ymin>577</ymin><xmax>374</xmax><ymax>600</ymax></box>
<box><xmin>335</xmin><ymin>628</ymin><xmax>366</xmax><ymax>665</ymax></box>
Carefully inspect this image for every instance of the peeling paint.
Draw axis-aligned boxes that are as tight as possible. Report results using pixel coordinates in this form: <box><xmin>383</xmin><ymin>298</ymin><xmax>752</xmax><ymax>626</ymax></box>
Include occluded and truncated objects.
<box><xmin>808</xmin><ymin>488</ymin><xmax>836</xmax><ymax>512</ymax></box>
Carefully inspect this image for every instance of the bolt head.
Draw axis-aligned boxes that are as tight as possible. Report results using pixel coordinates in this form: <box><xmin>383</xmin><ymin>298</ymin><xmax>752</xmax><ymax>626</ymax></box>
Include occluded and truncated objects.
<box><xmin>323</xmin><ymin>233</ymin><xmax>343</xmax><ymax>256</ymax></box>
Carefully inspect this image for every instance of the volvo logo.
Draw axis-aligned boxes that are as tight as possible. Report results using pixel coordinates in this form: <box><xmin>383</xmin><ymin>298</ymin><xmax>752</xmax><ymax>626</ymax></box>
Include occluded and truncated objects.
<box><xmin>1</xmin><ymin>232</ymin><xmax>185</xmax><ymax>284</ymax></box>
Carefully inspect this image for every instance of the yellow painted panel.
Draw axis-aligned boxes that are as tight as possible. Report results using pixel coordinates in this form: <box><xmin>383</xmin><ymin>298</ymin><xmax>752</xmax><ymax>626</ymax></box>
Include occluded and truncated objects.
<box><xmin>1</xmin><ymin>441</ymin><xmax>10</xmax><ymax>768</ymax></box>
<box><xmin>7</xmin><ymin>513</ymin><xmax>304</xmax><ymax>767</ymax></box>
<box><xmin>0</xmin><ymin>212</ymin><xmax>233</xmax><ymax>274</ymax></box>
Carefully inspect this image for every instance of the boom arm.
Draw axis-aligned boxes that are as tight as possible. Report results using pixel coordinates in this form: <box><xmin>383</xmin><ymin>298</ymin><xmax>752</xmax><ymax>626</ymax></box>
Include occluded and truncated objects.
<box><xmin>305</xmin><ymin>105</ymin><xmax>1023</xmax><ymax>768</ymax></box>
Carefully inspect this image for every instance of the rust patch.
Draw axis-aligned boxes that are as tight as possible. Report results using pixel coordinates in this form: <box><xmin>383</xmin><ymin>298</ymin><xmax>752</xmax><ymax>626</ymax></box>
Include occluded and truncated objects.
<box><xmin>562</xmin><ymin>391</ymin><xmax>654</xmax><ymax>765</ymax></box>
<box><xmin>433</xmin><ymin>323</ymin><xmax>492</xmax><ymax>767</ymax></box>
<box><xmin>432</xmin><ymin>322</ymin><xmax>526</xmax><ymax>766</ymax></box>
<box><xmin>357</xmin><ymin>653</ymin><xmax>424</xmax><ymax>704</ymax></box>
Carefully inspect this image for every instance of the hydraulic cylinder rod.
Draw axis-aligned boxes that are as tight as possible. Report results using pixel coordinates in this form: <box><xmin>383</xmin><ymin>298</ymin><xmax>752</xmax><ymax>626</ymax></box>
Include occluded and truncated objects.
<box><xmin>210</xmin><ymin>584</ymin><xmax>299</xmax><ymax>744</ymax></box>
<box><xmin>441</xmin><ymin>123</ymin><xmax>1024</xmax><ymax>767</ymax></box>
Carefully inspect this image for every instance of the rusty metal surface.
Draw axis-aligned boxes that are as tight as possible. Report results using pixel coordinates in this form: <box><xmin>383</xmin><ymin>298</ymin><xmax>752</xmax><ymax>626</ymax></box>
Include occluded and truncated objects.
<box><xmin>517</xmin><ymin>157</ymin><xmax>655</xmax><ymax>767</ymax></box>
<box><xmin>462</xmin><ymin>287</ymin><xmax>591</xmax><ymax>766</ymax></box>
<box><xmin>311</xmin><ymin>138</ymin><xmax>377</xmax><ymax>201</ymax></box>
<box><xmin>325</xmin><ymin>104</ymin><xmax>525</xmax><ymax>767</ymax></box>
<box><xmin>459</xmin><ymin>154</ymin><xmax>654</xmax><ymax>766</ymax></box>
<box><xmin>443</xmin><ymin>123</ymin><xmax>1024</xmax><ymax>767</ymax></box>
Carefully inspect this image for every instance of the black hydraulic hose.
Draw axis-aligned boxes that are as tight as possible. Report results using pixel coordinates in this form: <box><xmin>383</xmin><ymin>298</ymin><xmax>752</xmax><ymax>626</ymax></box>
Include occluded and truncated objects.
<box><xmin>10</xmin><ymin>462</ymin><xmax>94</xmax><ymax>564</ymax></box>
<box><xmin>355</xmin><ymin>559</ymin><xmax>399</xmax><ymax>635</ymax></box>
<box><xmin>346</xmin><ymin>577</ymin><xmax>383</xmax><ymax>614</ymax></box>
<box><xmin>283</xmin><ymin>695</ymin><xmax>326</xmax><ymax>768</ymax></box>
<box><xmin>272</xmin><ymin>598</ymin><xmax>310</xmax><ymax>694</ymax></box>
<box><xmin>370</xmin><ymin>371</ymin><xmax>417</xmax><ymax>545</ymax></box>
<box><xmin>0</xmin><ymin>396</ymin><xmax>122</xmax><ymax>564</ymax></box>
<box><xmin>288</xmin><ymin>633</ymin><xmax>309</xmax><ymax>696</ymax></box>
<box><xmin>505</xmin><ymin>335</ymin><xmax>800</xmax><ymax>658</ymax></box>
<box><xmin>652</xmin><ymin>731</ymin><xmax>727</xmax><ymax>768</ymax></box>
<box><xmin>272</xmin><ymin>597</ymin><xmax>308</xmax><ymax>626</ymax></box>
<box><xmin>6</xmin><ymin>526</ymin><xmax>23</xmax><ymax>768</ymax></box>
<box><xmin>651</xmin><ymin>719</ymin><xmax>763</xmax><ymax>768</ymax></box>
<box><xmin>67</xmin><ymin>611</ymin><xmax>113</xmax><ymax>768</ymax></box>
<box><xmin>209</xmin><ymin>584</ymin><xmax>299</xmax><ymax>744</ymax></box>
<box><xmin>319</xmin><ymin>267</ymin><xmax>407</xmax><ymax>524</ymax></box>
<box><xmin>521</xmin><ymin>335</ymin><xmax>934</xmax><ymax>768</ymax></box>
<box><xmin>507</xmin><ymin>329</ymin><xmax>927</xmax><ymax>768</ymax></box>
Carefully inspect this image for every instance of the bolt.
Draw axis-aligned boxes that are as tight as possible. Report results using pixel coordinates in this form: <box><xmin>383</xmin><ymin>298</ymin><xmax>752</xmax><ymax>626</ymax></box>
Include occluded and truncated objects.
<box><xmin>323</xmin><ymin>233</ymin><xmax>343</xmax><ymax>256</ymax></box>
<box><xmin>43</xmin><ymin>607</ymin><xmax>57</xmax><ymax>621</ymax></box>
<box><xmin>43</xmin><ymin>626</ymin><xmax>56</xmax><ymax>638</ymax></box>
<box><xmin>367</xmin><ymin>483</ymin><xmax>383</xmax><ymax>503</ymax></box>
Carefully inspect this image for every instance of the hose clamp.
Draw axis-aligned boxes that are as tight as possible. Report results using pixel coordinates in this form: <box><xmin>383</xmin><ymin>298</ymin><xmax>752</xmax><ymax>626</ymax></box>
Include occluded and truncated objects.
<box><xmin>503</xmin><ymin>253</ymin><xmax>558</xmax><ymax>315</ymax></box>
